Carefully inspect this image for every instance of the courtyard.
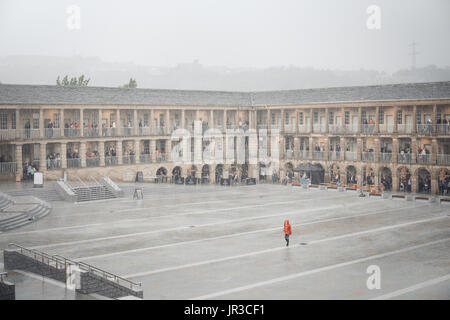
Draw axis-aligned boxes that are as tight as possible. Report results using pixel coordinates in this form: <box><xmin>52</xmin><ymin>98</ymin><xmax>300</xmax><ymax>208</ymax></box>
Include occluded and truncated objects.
<box><xmin>0</xmin><ymin>183</ymin><xmax>449</xmax><ymax>300</ymax></box>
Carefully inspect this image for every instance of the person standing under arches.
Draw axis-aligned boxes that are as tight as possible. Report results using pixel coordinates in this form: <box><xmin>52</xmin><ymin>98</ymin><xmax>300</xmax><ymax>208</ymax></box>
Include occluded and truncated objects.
<box><xmin>284</xmin><ymin>219</ymin><xmax>292</xmax><ymax>247</ymax></box>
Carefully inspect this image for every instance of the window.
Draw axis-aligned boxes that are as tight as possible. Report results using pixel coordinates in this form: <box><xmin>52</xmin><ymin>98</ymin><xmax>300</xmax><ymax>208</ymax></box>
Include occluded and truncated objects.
<box><xmin>33</xmin><ymin>119</ymin><xmax>39</xmax><ymax>129</ymax></box>
<box><xmin>127</xmin><ymin>112</ymin><xmax>132</xmax><ymax>125</ymax></box>
<box><xmin>345</xmin><ymin>112</ymin><xmax>350</xmax><ymax>125</ymax></box>
<box><xmin>284</xmin><ymin>111</ymin><xmax>289</xmax><ymax>125</ymax></box>
<box><xmin>328</xmin><ymin>111</ymin><xmax>334</xmax><ymax>125</ymax></box>
<box><xmin>144</xmin><ymin>113</ymin><xmax>149</xmax><ymax>127</ymax></box>
<box><xmin>271</xmin><ymin>112</ymin><xmax>276</xmax><ymax>125</ymax></box>
<box><xmin>397</xmin><ymin>110</ymin><xmax>403</xmax><ymax>124</ymax></box>
<box><xmin>143</xmin><ymin>140</ymin><xmax>150</xmax><ymax>154</ymax></box>
<box><xmin>378</xmin><ymin>110</ymin><xmax>384</xmax><ymax>124</ymax></box>
<box><xmin>416</xmin><ymin>111</ymin><xmax>421</xmax><ymax>124</ymax></box>
<box><xmin>53</xmin><ymin>113</ymin><xmax>60</xmax><ymax>128</ymax></box>
<box><xmin>298</xmin><ymin>112</ymin><xmax>303</xmax><ymax>125</ymax></box>
<box><xmin>110</xmin><ymin>114</ymin><xmax>115</xmax><ymax>125</ymax></box>
<box><xmin>361</xmin><ymin>110</ymin><xmax>367</xmax><ymax>123</ymax></box>
<box><xmin>313</xmin><ymin>111</ymin><xmax>318</xmax><ymax>124</ymax></box>
<box><xmin>0</xmin><ymin>114</ymin><xmax>7</xmax><ymax>130</ymax></box>
<box><xmin>12</xmin><ymin>113</ymin><xmax>16</xmax><ymax>129</ymax></box>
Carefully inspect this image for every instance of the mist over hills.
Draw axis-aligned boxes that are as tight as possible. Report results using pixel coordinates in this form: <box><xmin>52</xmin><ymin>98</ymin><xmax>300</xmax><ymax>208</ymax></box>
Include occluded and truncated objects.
<box><xmin>1</xmin><ymin>55</ymin><xmax>449</xmax><ymax>91</ymax></box>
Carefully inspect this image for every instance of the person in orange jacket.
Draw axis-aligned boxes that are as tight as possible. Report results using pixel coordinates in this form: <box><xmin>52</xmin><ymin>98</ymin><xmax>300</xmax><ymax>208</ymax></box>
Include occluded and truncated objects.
<box><xmin>284</xmin><ymin>219</ymin><xmax>292</xmax><ymax>247</ymax></box>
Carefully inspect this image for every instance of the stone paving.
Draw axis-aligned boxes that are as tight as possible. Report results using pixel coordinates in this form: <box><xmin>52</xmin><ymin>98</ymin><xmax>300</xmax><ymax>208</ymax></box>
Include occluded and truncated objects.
<box><xmin>0</xmin><ymin>182</ymin><xmax>449</xmax><ymax>300</ymax></box>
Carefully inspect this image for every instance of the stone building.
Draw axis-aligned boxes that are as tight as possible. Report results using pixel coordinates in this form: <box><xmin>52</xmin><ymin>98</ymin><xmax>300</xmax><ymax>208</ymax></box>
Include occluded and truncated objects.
<box><xmin>0</xmin><ymin>81</ymin><xmax>449</xmax><ymax>194</ymax></box>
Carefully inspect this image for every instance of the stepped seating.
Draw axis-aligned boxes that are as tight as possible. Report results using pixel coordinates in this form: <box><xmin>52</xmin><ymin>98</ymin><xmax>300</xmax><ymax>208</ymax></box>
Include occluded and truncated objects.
<box><xmin>0</xmin><ymin>192</ymin><xmax>15</xmax><ymax>211</ymax></box>
<box><xmin>0</xmin><ymin>198</ymin><xmax>52</xmax><ymax>232</ymax></box>
<box><xmin>72</xmin><ymin>185</ymin><xmax>117</xmax><ymax>202</ymax></box>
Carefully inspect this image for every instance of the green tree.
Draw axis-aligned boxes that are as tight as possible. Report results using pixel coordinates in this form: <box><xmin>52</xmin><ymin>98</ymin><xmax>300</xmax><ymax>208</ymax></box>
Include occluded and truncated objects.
<box><xmin>56</xmin><ymin>74</ymin><xmax>90</xmax><ymax>86</ymax></box>
<box><xmin>122</xmin><ymin>78</ymin><xmax>137</xmax><ymax>88</ymax></box>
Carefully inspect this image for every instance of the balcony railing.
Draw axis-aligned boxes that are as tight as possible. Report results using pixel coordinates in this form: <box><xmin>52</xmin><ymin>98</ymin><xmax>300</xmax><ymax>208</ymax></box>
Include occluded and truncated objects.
<box><xmin>156</xmin><ymin>154</ymin><xmax>168</xmax><ymax>162</ymax></box>
<box><xmin>86</xmin><ymin>157</ymin><xmax>100</xmax><ymax>167</ymax></box>
<box><xmin>398</xmin><ymin>124</ymin><xmax>413</xmax><ymax>134</ymax></box>
<box><xmin>313</xmin><ymin>124</ymin><xmax>326</xmax><ymax>133</ymax></box>
<box><xmin>345</xmin><ymin>152</ymin><xmax>357</xmax><ymax>161</ymax></box>
<box><xmin>312</xmin><ymin>151</ymin><xmax>326</xmax><ymax>160</ymax></box>
<box><xmin>379</xmin><ymin>124</ymin><xmax>394</xmax><ymax>134</ymax></box>
<box><xmin>105</xmin><ymin>156</ymin><xmax>118</xmax><ymax>166</ymax></box>
<box><xmin>44</xmin><ymin>128</ymin><xmax>61</xmax><ymax>139</ymax></box>
<box><xmin>298</xmin><ymin>150</ymin><xmax>309</xmax><ymax>159</ymax></box>
<box><xmin>345</xmin><ymin>124</ymin><xmax>358</xmax><ymax>134</ymax></box>
<box><xmin>284</xmin><ymin>124</ymin><xmax>296</xmax><ymax>133</ymax></box>
<box><xmin>122</xmin><ymin>155</ymin><xmax>136</xmax><ymax>164</ymax></box>
<box><xmin>298</xmin><ymin>125</ymin><xmax>311</xmax><ymax>133</ymax></box>
<box><xmin>362</xmin><ymin>152</ymin><xmax>375</xmax><ymax>162</ymax></box>
<box><xmin>361</xmin><ymin>124</ymin><xmax>376</xmax><ymax>134</ymax></box>
<box><xmin>0</xmin><ymin>162</ymin><xmax>16</xmax><ymax>174</ymax></box>
<box><xmin>83</xmin><ymin>128</ymin><xmax>99</xmax><ymax>137</ymax></box>
<box><xmin>397</xmin><ymin>152</ymin><xmax>413</xmax><ymax>164</ymax></box>
<box><xmin>64</xmin><ymin>128</ymin><xmax>81</xmax><ymax>137</ymax></box>
<box><xmin>19</xmin><ymin>129</ymin><xmax>40</xmax><ymax>139</ymax></box>
<box><xmin>0</xmin><ymin>129</ymin><xmax>16</xmax><ymax>141</ymax></box>
<box><xmin>437</xmin><ymin>154</ymin><xmax>450</xmax><ymax>165</ymax></box>
<box><xmin>138</xmin><ymin>127</ymin><xmax>152</xmax><ymax>136</ymax></box>
<box><xmin>417</xmin><ymin>124</ymin><xmax>433</xmax><ymax>135</ymax></box>
<box><xmin>139</xmin><ymin>154</ymin><xmax>153</xmax><ymax>163</ymax></box>
<box><xmin>328</xmin><ymin>151</ymin><xmax>341</xmax><ymax>161</ymax></box>
<box><xmin>67</xmin><ymin>158</ymin><xmax>81</xmax><ymax>168</ymax></box>
<box><xmin>120</xmin><ymin>127</ymin><xmax>134</xmax><ymax>137</ymax></box>
<box><xmin>100</xmin><ymin>127</ymin><xmax>118</xmax><ymax>137</ymax></box>
<box><xmin>285</xmin><ymin>150</ymin><xmax>295</xmax><ymax>159</ymax></box>
<box><xmin>379</xmin><ymin>153</ymin><xmax>393</xmax><ymax>162</ymax></box>
<box><xmin>416</xmin><ymin>154</ymin><xmax>432</xmax><ymax>164</ymax></box>
<box><xmin>46</xmin><ymin>158</ymin><xmax>62</xmax><ymax>170</ymax></box>
<box><xmin>328</xmin><ymin>125</ymin><xmax>344</xmax><ymax>134</ymax></box>
<box><xmin>436</xmin><ymin>124</ymin><xmax>450</xmax><ymax>135</ymax></box>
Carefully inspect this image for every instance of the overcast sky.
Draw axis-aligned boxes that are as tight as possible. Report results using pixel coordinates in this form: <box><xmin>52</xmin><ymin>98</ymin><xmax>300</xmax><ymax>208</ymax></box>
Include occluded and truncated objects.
<box><xmin>0</xmin><ymin>0</ymin><xmax>449</xmax><ymax>72</ymax></box>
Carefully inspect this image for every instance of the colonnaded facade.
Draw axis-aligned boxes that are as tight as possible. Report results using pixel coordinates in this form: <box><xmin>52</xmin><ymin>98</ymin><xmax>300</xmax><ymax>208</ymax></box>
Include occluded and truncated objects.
<box><xmin>0</xmin><ymin>82</ymin><xmax>449</xmax><ymax>194</ymax></box>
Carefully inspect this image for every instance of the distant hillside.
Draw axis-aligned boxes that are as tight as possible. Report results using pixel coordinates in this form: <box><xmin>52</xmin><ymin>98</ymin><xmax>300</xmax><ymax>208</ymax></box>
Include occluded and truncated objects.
<box><xmin>0</xmin><ymin>55</ymin><xmax>449</xmax><ymax>91</ymax></box>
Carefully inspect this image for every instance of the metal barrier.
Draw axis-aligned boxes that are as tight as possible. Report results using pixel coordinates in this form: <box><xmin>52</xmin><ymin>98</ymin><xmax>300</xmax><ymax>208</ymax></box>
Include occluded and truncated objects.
<box><xmin>8</xmin><ymin>243</ymin><xmax>141</xmax><ymax>291</ymax></box>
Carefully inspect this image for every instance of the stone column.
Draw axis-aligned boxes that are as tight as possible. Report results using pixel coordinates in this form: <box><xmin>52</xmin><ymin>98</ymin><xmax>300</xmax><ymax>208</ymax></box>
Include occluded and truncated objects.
<box><xmin>281</xmin><ymin>109</ymin><xmax>285</xmax><ymax>132</ymax></box>
<box><xmin>393</xmin><ymin>106</ymin><xmax>398</xmax><ymax>133</ymax></box>
<box><xmin>267</xmin><ymin>109</ymin><xmax>271</xmax><ymax>131</ymax></box>
<box><xmin>308</xmin><ymin>138</ymin><xmax>313</xmax><ymax>160</ymax></box>
<box><xmin>412</xmin><ymin>105</ymin><xmax>417</xmax><ymax>134</ymax></box>
<box><xmin>150</xmin><ymin>109</ymin><xmax>155</xmax><ymax>133</ymax></box>
<box><xmin>375</xmin><ymin>106</ymin><xmax>380</xmax><ymax>133</ymax></box>
<box><xmin>340</xmin><ymin>137</ymin><xmax>345</xmax><ymax>161</ymax></box>
<box><xmin>182</xmin><ymin>109</ymin><xmax>185</xmax><ymax>129</ymax></box>
<box><xmin>357</xmin><ymin>138</ymin><xmax>362</xmax><ymax>161</ymax></box>
<box><xmin>431</xmin><ymin>139</ymin><xmax>438</xmax><ymax>164</ymax></box>
<box><xmin>392</xmin><ymin>172</ymin><xmax>399</xmax><ymax>192</ymax></box>
<box><xmin>80</xmin><ymin>108</ymin><xmax>84</xmax><ymax>137</ymax></box>
<box><xmin>60</xmin><ymin>142</ymin><xmax>67</xmax><ymax>169</ymax></box>
<box><xmin>80</xmin><ymin>142</ymin><xmax>86</xmax><ymax>167</ymax></box>
<box><xmin>431</xmin><ymin>171</ymin><xmax>438</xmax><ymax>195</ymax></box>
<box><xmin>433</xmin><ymin>104</ymin><xmax>437</xmax><ymax>133</ymax></box>
<box><xmin>294</xmin><ymin>137</ymin><xmax>300</xmax><ymax>159</ymax></box>
<box><xmin>165</xmin><ymin>139</ymin><xmax>172</xmax><ymax>162</ymax></box>
<box><xmin>374</xmin><ymin>138</ymin><xmax>380</xmax><ymax>163</ymax></box>
<box><xmin>15</xmin><ymin>144</ymin><xmax>23</xmax><ymax>182</ymax></box>
<box><xmin>223</xmin><ymin>110</ymin><xmax>227</xmax><ymax>133</ymax></box>
<box><xmin>392</xmin><ymin>138</ymin><xmax>398</xmax><ymax>163</ymax></box>
<box><xmin>295</xmin><ymin>109</ymin><xmax>299</xmax><ymax>134</ymax></box>
<box><xmin>134</xmin><ymin>109</ymin><xmax>138</xmax><ymax>136</ymax></box>
<box><xmin>60</xmin><ymin>108</ymin><xmax>65</xmax><ymax>137</ymax></box>
<box><xmin>411</xmin><ymin>138</ymin><xmax>417</xmax><ymax>164</ymax></box>
<box><xmin>39</xmin><ymin>109</ymin><xmax>44</xmax><ymax>138</ymax></box>
<box><xmin>325</xmin><ymin>108</ymin><xmax>329</xmax><ymax>133</ymax></box>
<box><xmin>325</xmin><ymin>137</ymin><xmax>330</xmax><ymax>160</ymax></box>
<box><xmin>98</xmin><ymin>141</ymin><xmax>105</xmax><ymax>166</ymax></box>
<box><xmin>150</xmin><ymin>139</ymin><xmax>156</xmax><ymax>162</ymax></box>
<box><xmin>116</xmin><ymin>140</ymin><xmax>123</xmax><ymax>165</ymax></box>
<box><xmin>210</xmin><ymin>110</ymin><xmax>214</xmax><ymax>129</ymax></box>
<box><xmin>357</xmin><ymin>107</ymin><xmax>362</xmax><ymax>133</ymax></box>
<box><xmin>134</xmin><ymin>139</ymin><xmax>140</xmax><ymax>164</ymax></box>
<box><xmin>166</xmin><ymin>109</ymin><xmax>170</xmax><ymax>135</ymax></box>
<box><xmin>309</xmin><ymin>109</ymin><xmax>313</xmax><ymax>132</ymax></box>
<box><xmin>40</xmin><ymin>142</ymin><xmax>47</xmax><ymax>172</ymax></box>
<box><xmin>116</xmin><ymin>109</ymin><xmax>121</xmax><ymax>136</ymax></box>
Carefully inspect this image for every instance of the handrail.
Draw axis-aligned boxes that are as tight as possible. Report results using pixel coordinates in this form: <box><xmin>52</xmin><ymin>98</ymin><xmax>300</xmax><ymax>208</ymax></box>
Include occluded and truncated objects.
<box><xmin>7</xmin><ymin>243</ymin><xmax>141</xmax><ymax>290</ymax></box>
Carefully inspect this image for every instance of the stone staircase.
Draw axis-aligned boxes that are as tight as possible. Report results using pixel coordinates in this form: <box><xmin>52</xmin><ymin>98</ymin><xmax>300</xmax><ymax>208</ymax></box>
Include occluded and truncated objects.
<box><xmin>5</xmin><ymin>188</ymin><xmax>63</xmax><ymax>202</ymax></box>
<box><xmin>0</xmin><ymin>193</ymin><xmax>52</xmax><ymax>232</ymax></box>
<box><xmin>72</xmin><ymin>185</ymin><xmax>117</xmax><ymax>202</ymax></box>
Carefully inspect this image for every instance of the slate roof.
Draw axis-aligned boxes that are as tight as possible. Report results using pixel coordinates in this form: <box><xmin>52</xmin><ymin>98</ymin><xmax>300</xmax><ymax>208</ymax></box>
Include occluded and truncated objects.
<box><xmin>0</xmin><ymin>81</ymin><xmax>449</xmax><ymax>107</ymax></box>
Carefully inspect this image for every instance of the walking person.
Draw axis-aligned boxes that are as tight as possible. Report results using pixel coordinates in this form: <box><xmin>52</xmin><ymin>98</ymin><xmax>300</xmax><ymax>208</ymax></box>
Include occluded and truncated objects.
<box><xmin>284</xmin><ymin>219</ymin><xmax>292</xmax><ymax>247</ymax></box>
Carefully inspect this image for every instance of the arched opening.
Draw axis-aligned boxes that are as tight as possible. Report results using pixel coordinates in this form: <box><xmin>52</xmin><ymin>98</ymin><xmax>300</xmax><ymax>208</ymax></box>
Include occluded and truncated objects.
<box><xmin>215</xmin><ymin>164</ymin><xmax>223</xmax><ymax>184</ymax></box>
<box><xmin>330</xmin><ymin>163</ymin><xmax>340</xmax><ymax>184</ymax></box>
<box><xmin>258</xmin><ymin>163</ymin><xmax>267</xmax><ymax>182</ymax></box>
<box><xmin>201</xmin><ymin>165</ymin><xmax>210</xmax><ymax>184</ymax></box>
<box><xmin>363</xmin><ymin>166</ymin><xmax>375</xmax><ymax>186</ymax></box>
<box><xmin>239</xmin><ymin>163</ymin><xmax>248</xmax><ymax>181</ymax></box>
<box><xmin>156</xmin><ymin>167</ymin><xmax>168</xmax><ymax>183</ymax></box>
<box><xmin>398</xmin><ymin>167</ymin><xmax>411</xmax><ymax>192</ymax></box>
<box><xmin>438</xmin><ymin>168</ymin><xmax>450</xmax><ymax>196</ymax></box>
<box><xmin>380</xmin><ymin>167</ymin><xmax>392</xmax><ymax>191</ymax></box>
<box><xmin>346</xmin><ymin>165</ymin><xmax>357</xmax><ymax>185</ymax></box>
<box><xmin>311</xmin><ymin>163</ymin><xmax>324</xmax><ymax>185</ymax></box>
<box><xmin>417</xmin><ymin>168</ymin><xmax>431</xmax><ymax>194</ymax></box>
<box><xmin>285</xmin><ymin>162</ymin><xmax>294</xmax><ymax>183</ymax></box>
<box><xmin>172</xmin><ymin>166</ymin><xmax>184</xmax><ymax>184</ymax></box>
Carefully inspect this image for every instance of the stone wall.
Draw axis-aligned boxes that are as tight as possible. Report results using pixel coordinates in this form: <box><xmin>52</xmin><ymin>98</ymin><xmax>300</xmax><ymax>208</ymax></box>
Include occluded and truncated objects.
<box><xmin>77</xmin><ymin>271</ymin><xmax>143</xmax><ymax>299</ymax></box>
<box><xmin>3</xmin><ymin>250</ymin><xmax>66</xmax><ymax>282</ymax></box>
<box><xmin>0</xmin><ymin>279</ymin><xmax>15</xmax><ymax>300</ymax></box>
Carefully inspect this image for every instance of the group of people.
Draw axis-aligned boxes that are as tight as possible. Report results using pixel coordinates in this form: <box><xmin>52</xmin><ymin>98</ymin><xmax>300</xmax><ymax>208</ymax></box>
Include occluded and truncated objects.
<box><xmin>46</xmin><ymin>152</ymin><xmax>61</xmax><ymax>169</ymax></box>
<box><xmin>438</xmin><ymin>177</ymin><xmax>450</xmax><ymax>195</ymax></box>
<box><xmin>23</xmin><ymin>162</ymin><xmax>38</xmax><ymax>180</ymax></box>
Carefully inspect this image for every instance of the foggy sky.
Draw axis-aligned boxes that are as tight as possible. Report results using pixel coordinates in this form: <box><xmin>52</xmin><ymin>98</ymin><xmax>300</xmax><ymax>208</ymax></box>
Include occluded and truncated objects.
<box><xmin>1</xmin><ymin>0</ymin><xmax>449</xmax><ymax>73</ymax></box>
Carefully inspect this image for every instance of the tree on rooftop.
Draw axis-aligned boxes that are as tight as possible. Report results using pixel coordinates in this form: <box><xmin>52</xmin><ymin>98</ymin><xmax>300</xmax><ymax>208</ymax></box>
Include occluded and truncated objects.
<box><xmin>121</xmin><ymin>78</ymin><xmax>138</xmax><ymax>88</ymax></box>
